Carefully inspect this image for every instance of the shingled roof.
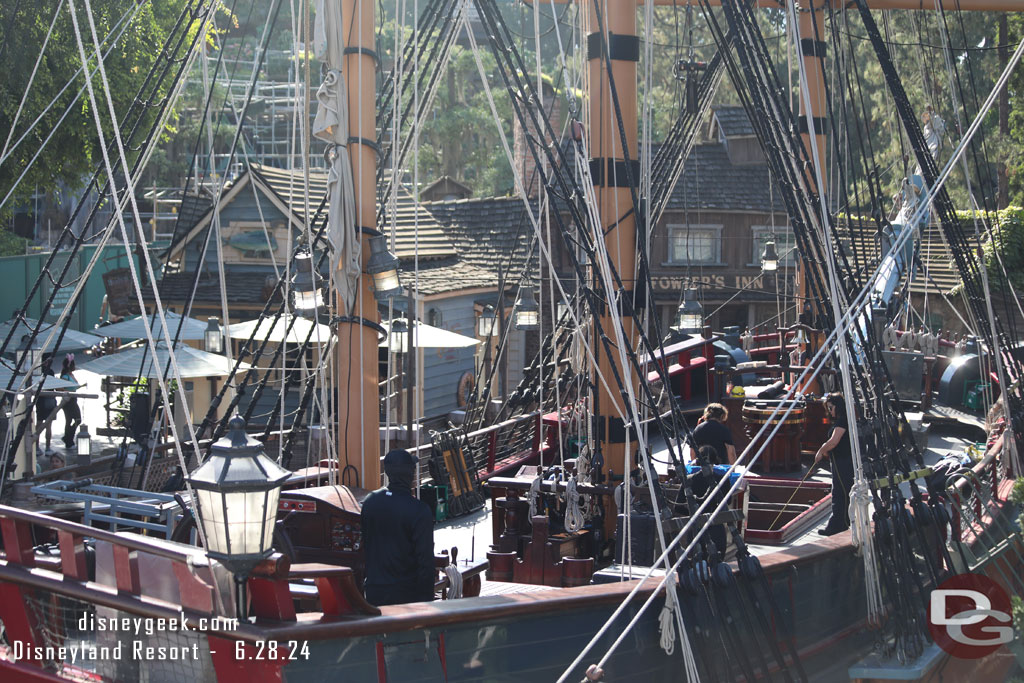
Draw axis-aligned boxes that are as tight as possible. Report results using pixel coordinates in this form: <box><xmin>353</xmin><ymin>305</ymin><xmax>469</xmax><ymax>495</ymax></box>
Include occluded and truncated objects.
<box><xmin>422</xmin><ymin>196</ymin><xmax>537</xmax><ymax>279</ymax></box>
<box><xmin>711</xmin><ymin>105</ymin><xmax>756</xmax><ymax>138</ymax></box>
<box><xmin>664</xmin><ymin>141</ymin><xmax>786</xmax><ymax>213</ymax></box>
<box><xmin>255</xmin><ymin>165</ymin><xmax>457</xmax><ymax>262</ymax></box>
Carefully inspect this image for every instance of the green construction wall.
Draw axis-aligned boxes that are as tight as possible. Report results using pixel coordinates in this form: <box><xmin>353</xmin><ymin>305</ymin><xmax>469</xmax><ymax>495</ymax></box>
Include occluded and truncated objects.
<box><xmin>0</xmin><ymin>244</ymin><xmax>144</xmax><ymax>335</ymax></box>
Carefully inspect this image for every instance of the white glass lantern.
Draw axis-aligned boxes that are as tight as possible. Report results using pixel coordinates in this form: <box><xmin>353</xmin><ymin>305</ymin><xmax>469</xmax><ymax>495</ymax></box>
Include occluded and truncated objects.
<box><xmin>477</xmin><ymin>306</ymin><xmax>497</xmax><ymax>337</ymax></box>
<box><xmin>290</xmin><ymin>250</ymin><xmax>324</xmax><ymax>319</ymax></box>
<box><xmin>388</xmin><ymin>318</ymin><xmax>410</xmax><ymax>354</ymax></box>
<box><xmin>761</xmin><ymin>239</ymin><xmax>779</xmax><ymax>272</ymax></box>
<box><xmin>676</xmin><ymin>288</ymin><xmax>703</xmax><ymax>333</ymax></box>
<box><xmin>187</xmin><ymin>416</ymin><xmax>291</xmax><ymax>575</ymax></box>
<box><xmin>515</xmin><ymin>285</ymin><xmax>539</xmax><ymax>331</ymax></box>
<box><xmin>205</xmin><ymin>317</ymin><xmax>224</xmax><ymax>354</ymax></box>
<box><xmin>366</xmin><ymin>235</ymin><xmax>402</xmax><ymax>300</ymax></box>
<box><xmin>76</xmin><ymin>424</ymin><xmax>91</xmax><ymax>460</ymax></box>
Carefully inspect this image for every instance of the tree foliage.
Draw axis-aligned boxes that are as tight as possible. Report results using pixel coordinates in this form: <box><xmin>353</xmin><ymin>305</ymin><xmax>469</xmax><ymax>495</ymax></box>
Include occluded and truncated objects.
<box><xmin>0</xmin><ymin>0</ymin><xmax>196</xmax><ymax>224</ymax></box>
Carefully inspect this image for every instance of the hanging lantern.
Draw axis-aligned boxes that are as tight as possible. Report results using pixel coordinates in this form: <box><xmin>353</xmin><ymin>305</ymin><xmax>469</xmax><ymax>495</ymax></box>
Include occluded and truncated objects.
<box><xmin>761</xmin><ymin>239</ymin><xmax>779</xmax><ymax>272</ymax></box>
<box><xmin>514</xmin><ymin>285</ymin><xmax>539</xmax><ymax>331</ymax></box>
<box><xmin>366</xmin><ymin>235</ymin><xmax>402</xmax><ymax>301</ymax></box>
<box><xmin>290</xmin><ymin>250</ymin><xmax>324</xmax><ymax>319</ymax></box>
<box><xmin>76</xmin><ymin>424</ymin><xmax>91</xmax><ymax>463</ymax></box>
<box><xmin>676</xmin><ymin>288</ymin><xmax>704</xmax><ymax>333</ymax></box>
<box><xmin>388</xmin><ymin>318</ymin><xmax>410</xmax><ymax>354</ymax></box>
<box><xmin>477</xmin><ymin>305</ymin><xmax>497</xmax><ymax>337</ymax></box>
<box><xmin>186</xmin><ymin>416</ymin><xmax>291</xmax><ymax>576</ymax></box>
<box><xmin>205</xmin><ymin>317</ymin><xmax>224</xmax><ymax>354</ymax></box>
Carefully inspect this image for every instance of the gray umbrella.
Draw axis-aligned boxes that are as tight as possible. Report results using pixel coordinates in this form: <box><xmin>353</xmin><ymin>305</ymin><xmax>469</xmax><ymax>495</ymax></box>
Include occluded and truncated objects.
<box><xmin>94</xmin><ymin>312</ymin><xmax>209</xmax><ymax>341</ymax></box>
<box><xmin>77</xmin><ymin>343</ymin><xmax>252</xmax><ymax>379</ymax></box>
<box><xmin>0</xmin><ymin>317</ymin><xmax>104</xmax><ymax>353</ymax></box>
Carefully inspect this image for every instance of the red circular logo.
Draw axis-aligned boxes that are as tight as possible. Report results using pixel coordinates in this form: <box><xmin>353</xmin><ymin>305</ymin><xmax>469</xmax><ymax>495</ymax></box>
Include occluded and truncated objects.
<box><xmin>928</xmin><ymin>573</ymin><xmax>1013</xmax><ymax>659</ymax></box>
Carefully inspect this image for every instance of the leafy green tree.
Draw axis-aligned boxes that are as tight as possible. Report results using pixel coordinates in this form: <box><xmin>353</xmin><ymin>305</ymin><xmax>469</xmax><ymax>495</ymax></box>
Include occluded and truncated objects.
<box><xmin>0</xmin><ymin>0</ymin><xmax>194</xmax><ymax>223</ymax></box>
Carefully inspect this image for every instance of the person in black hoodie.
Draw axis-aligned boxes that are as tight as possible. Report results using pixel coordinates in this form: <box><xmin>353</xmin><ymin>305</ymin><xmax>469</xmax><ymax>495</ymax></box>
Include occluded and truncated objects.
<box><xmin>814</xmin><ymin>393</ymin><xmax>854</xmax><ymax>536</ymax></box>
<box><xmin>361</xmin><ymin>449</ymin><xmax>435</xmax><ymax>606</ymax></box>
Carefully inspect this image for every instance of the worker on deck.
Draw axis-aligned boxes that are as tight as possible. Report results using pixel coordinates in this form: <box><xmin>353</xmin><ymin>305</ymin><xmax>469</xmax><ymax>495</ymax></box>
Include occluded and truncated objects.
<box><xmin>361</xmin><ymin>449</ymin><xmax>436</xmax><ymax>606</ymax></box>
<box><xmin>814</xmin><ymin>393</ymin><xmax>853</xmax><ymax>536</ymax></box>
<box><xmin>693</xmin><ymin>403</ymin><xmax>737</xmax><ymax>465</ymax></box>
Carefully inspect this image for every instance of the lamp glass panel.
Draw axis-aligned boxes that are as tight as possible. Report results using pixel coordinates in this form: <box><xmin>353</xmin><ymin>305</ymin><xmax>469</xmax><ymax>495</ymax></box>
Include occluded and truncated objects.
<box><xmin>76</xmin><ymin>433</ymin><xmax>90</xmax><ymax>457</ymax></box>
<box><xmin>196</xmin><ymin>488</ymin><xmax>229</xmax><ymax>556</ymax></box>
<box><xmin>517</xmin><ymin>310</ymin><xmax>539</xmax><ymax>328</ymax></box>
<box><xmin>293</xmin><ymin>289</ymin><xmax>323</xmax><ymax>312</ymax></box>
<box><xmin>224</xmin><ymin>491</ymin><xmax>253</xmax><ymax>557</ymax></box>
<box><xmin>679</xmin><ymin>313</ymin><xmax>703</xmax><ymax>330</ymax></box>
<box><xmin>262</xmin><ymin>488</ymin><xmax>281</xmax><ymax>549</ymax></box>
<box><xmin>205</xmin><ymin>329</ymin><xmax>223</xmax><ymax>353</ymax></box>
<box><xmin>374</xmin><ymin>270</ymin><xmax>400</xmax><ymax>294</ymax></box>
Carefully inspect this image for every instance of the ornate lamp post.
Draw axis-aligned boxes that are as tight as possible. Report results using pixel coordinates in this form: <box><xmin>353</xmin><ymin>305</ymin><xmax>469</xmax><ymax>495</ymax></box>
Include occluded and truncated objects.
<box><xmin>187</xmin><ymin>416</ymin><xmax>291</xmax><ymax>618</ymax></box>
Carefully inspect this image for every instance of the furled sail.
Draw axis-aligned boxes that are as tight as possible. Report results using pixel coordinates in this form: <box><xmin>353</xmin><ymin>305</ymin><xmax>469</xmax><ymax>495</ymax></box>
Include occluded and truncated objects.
<box><xmin>313</xmin><ymin>0</ymin><xmax>360</xmax><ymax>312</ymax></box>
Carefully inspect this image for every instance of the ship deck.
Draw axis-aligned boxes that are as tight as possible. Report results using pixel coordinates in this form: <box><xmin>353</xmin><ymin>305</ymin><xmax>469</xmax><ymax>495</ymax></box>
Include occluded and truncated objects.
<box><xmin>434</xmin><ymin>405</ymin><xmax>987</xmax><ymax>572</ymax></box>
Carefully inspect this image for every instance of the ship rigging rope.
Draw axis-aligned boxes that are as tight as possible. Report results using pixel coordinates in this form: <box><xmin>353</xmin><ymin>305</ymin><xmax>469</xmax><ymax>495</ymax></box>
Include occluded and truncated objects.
<box><xmin>790</xmin><ymin>0</ymin><xmax>883</xmax><ymax>626</ymax></box>
<box><xmin>706</xmin><ymin>0</ymin><xmax>932</xmax><ymax>483</ymax></box>
<box><xmin>0</xmin><ymin>0</ymin><xmax>213</xmax><ymax>478</ymax></box>
<box><xmin>560</xmin><ymin>57</ymin><xmax>1023</xmax><ymax>673</ymax></box>
<box><xmin>855</xmin><ymin>0</ymin><xmax>1024</xmax><ymax>470</ymax></box>
<box><xmin>468</xmin><ymin>0</ymin><xmax>697</xmax><ymax>457</ymax></box>
<box><xmin>65</xmin><ymin>0</ymin><xmax>219</xmax><ymax>555</ymax></box>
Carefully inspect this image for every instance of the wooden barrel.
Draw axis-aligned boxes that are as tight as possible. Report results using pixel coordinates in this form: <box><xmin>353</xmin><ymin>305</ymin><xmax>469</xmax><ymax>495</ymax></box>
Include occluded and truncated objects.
<box><xmin>741</xmin><ymin>399</ymin><xmax>806</xmax><ymax>472</ymax></box>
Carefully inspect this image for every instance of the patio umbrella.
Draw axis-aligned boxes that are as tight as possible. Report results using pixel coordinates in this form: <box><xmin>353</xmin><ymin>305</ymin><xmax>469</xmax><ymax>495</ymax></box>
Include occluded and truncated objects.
<box><xmin>312</xmin><ymin>0</ymin><xmax>359</xmax><ymax>312</ymax></box>
<box><xmin>93</xmin><ymin>312</ymin><xmax>208</xmax><ymax>341</ymax></box>
<box><xmin>0</xmin><ymin>317</ymin><xmax>104</xmax><ymax>353</ymax></box>
<box><xmin>77</xmin><ymin>343</ymin><xmax>252</xmax><ymax>379</ymax></box>
<box><xmin>0</xmin><ymin>367</ymin><xmax>80</xmax><ymax>391</ymax></box>
<box><xmin>227</xmin><ymin>316</ymin><xmax>332</xmax><ymax>344</ymax></box>
<box><xmin>379</xmin><ymin>318</ymin><xmax>480</xmax><ymax>353</ymax></box>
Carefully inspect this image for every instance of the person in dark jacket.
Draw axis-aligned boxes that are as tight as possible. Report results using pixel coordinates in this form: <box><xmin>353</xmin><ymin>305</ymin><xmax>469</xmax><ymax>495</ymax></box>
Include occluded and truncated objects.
<box><xmin>814</xmin><ymin>393</ymin><xmax>854</xmax><ymax>536</ymax></box>
<box><xmin>361</xmin><ymin>449</ymin><xmax>435</xmax><ymax>606</ymax></box>
<box><xmin>692</xmin><ymin>403</ymin><xmax>736</xmax><ymax>464</ymax></box>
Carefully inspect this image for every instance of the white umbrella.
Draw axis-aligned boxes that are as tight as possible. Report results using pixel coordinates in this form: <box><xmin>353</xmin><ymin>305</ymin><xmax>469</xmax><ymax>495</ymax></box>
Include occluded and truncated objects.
<box><xmin>227</xmin><ymin>316</ymin><xmax>332</xmax><ymax>344</ymax></box>
<box><xmin>312</xmin><ymin>0</ymin><xmax>359</xmax><ymax>312</ymax></box>
<box><xmin>77</xmin><ymin>343</ymin><xmax>252</xmax><ymax>379</ymax></box>
<box><xmin>0</xmin><ymin>317</ymin><xmax>104</xmax><ymax>352</ymax></box>
<box><xmin>94</xmin><ymin>312</ymin><xmax>208</xmax><ymax>341</ymax></box>
<box><xmin>380</xmin><ymin>319</ymin><xmax>480</xmax><ymax>353</ymax></box>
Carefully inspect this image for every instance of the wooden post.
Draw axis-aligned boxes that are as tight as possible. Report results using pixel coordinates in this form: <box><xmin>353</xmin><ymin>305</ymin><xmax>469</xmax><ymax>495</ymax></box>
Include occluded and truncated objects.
<box><xmin>337</xmin><ymin>0</ymin><xmax>381</xmax><ymax>489</ymax></box>
<box><xmin>588</xmin><ymin>0</ymin><xmax>639</xmax><ymax>480</ymax></box>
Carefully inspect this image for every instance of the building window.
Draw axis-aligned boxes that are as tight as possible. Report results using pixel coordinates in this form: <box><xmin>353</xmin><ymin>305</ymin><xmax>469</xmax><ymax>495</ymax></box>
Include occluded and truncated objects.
<box><xmin>427</xmin><ymin>308</ymin><xmax>442</xmax><ymax>327</ymax></box>
<box><xmin>668</xmin><ymin>224</ymin><xmax>722</xmax><ymax>265</ymax></box>
<box><xmin>750</xmin><ymin>226</ymin><xmax>798</xmax><ymax>268</ymax></box>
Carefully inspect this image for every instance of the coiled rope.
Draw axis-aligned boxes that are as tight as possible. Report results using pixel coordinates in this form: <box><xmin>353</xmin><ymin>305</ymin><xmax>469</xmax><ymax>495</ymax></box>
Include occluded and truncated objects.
<box><xmin>565</xmin><ymin>475</ymin><xmax>584</xmax><ymax>533</ymax></box>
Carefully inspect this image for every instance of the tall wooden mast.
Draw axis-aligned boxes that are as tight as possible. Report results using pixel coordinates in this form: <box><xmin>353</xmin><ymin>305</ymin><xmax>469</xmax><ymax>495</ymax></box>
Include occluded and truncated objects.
<box><xmin>587</xmin><ymin>1</ymin><xmax>640</xmax><ymax>481</ymax></box>
<box><xmin>338</xmin><ymin>0</ymin><xmax>381</xmax><ymax>489</ymax></box>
